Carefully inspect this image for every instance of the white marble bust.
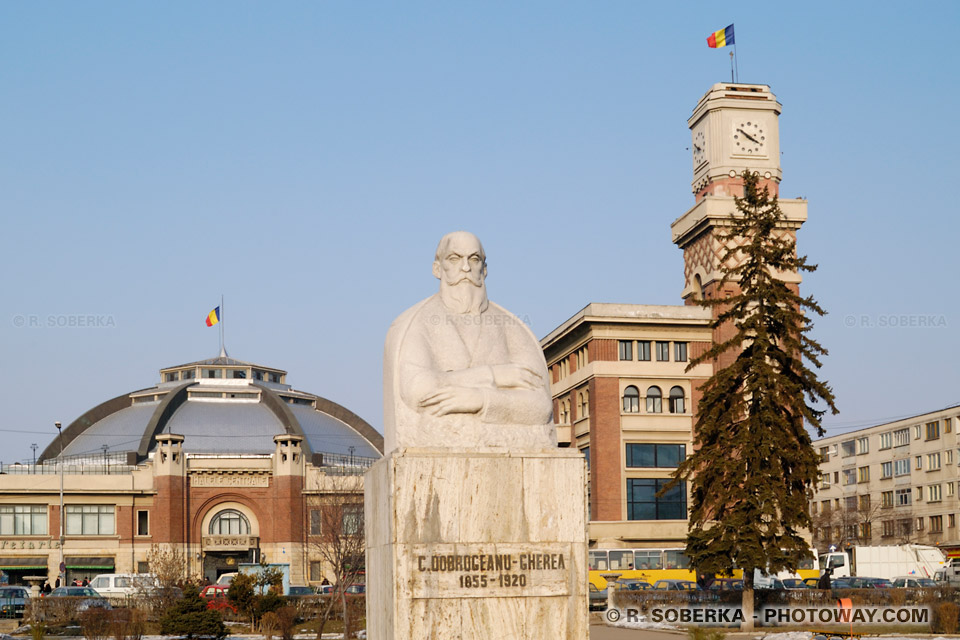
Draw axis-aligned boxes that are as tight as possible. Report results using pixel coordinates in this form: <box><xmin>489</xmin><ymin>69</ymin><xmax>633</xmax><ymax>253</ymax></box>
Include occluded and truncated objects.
<box><xmin>383</xmin><ymin>231</ymin><xmax>556</xmax><ymax>453</ymax></box>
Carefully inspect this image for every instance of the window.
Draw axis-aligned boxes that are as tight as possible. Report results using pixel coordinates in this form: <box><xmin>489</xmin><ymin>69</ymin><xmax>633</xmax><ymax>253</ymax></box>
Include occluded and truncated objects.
<box><xmin>926</xmin><ymin>421</ymin><xmax>941</xmax><ymax>441</ymax></box>
<box><xmin>622</xmin><ymin>386</ymin><xmax>640</xmax><ymax>413</ymax></box>
<box><xmin>842</xmin><ymin>469</ymin><xmax>856</xmax><ymax>486</ymax></box>
<box><xmin>859</xmin><ymin>523</ymin><xmax>872</xmax><ymax>540</ymax></box>
<box><xmin>949</xmin><ymin>450</ymin><xmax>955</xmax><ymax>465</ymax></box>
<box><xmin>879</xmin><ymin>432</ymin><xmax>892</xmax><ymax>450</ymax></box>
<box><xmin>310</xmin><ymin>561</ymin><xmax>324</xmax><ymax>582</ymax></box>
<box><xmin>881</xmin><ymin>491</ymin><xmax>894</xmax><ymax>508</ymax></box>
<box><xmin>946</xmin><ymin>418</ymin><xmax>953</xmax><ymax>433</ymax></box>
<box><xmin>674</xmin><ymin>342</ymin><xmax>688</xmax><ymax>362</ymax></box>
<box><xmin>819</xmin><ymin>473</ymin><xmax>830</xmax><ymax>489</ymax></box>
<box><xmin>663</xmin><ymin>550</ymin><xmax>690</xmax><ymax>569</ymax></box>
<box><xmin>668</xmin><ymin>386</ymin><xmax>685</xmax><ymax>414</ymax></box>
<box><xmin>858</xmin><ymin>495</ymin><xmax>871</xmax><ymax>510</ymax></box>
<box><xmin>857</xmin><ymin>437</ymin><xmax>869</xmax><ymax>455</ymax></box>
<box><xmin>310</xmin><ymin>510</ymin><xmax>322</xmax><ymax>535</ymax></box>
<box><xmin>915</xmin><ymin>456</ymin><xmax>923</xmax><ymax>470</ymax></box>
<box><xmin>881</xmin><ymin>462</ymin><xmax>893</xmax><ymax>479</ymax></box>
<box><xmin>916</xmin><ymin>486</ymin><xmax>923</xmax><ymax>502</ymax></box>
<box><xmin>655</xmin><ymin>341</ymin><xmax>670</xmax><ymax>361</ymax></box>
<box><xmin>136</xmin><ymin>510</ymin><xmax>149</xmax><ymax>536</ymax></box>
<box><xmin>634</xmin><ymin>550</ymin><xmax>662</xmax><ymax>570</ymax></box>
<box><xmin>181</xmin><ymin>368</ymin><xmax>195</xmax><ymax>380</ymax></box>
<box><xmin>637</xmin><ymin>341</ymin><xmax>651</xmax><ymax>361</ymax></box>
<box><xmin>575</xmin><ymin>346</ymin><xmax>588</xmax><ymax>369</ymax></box>
<box><xmin>927</xmin><ymin>452</ymin><xmax>941</xmax><ymax>471</ymax></box>
<box><xmin>916</xmin><ymin>517</ymin><xmax>925</xmax><ymax>531</ymax></box>
<box><xmin>819</xmin><ymin>446</ymin><xmax>830</xmax><ymax>463</ymax></box>
<box><xmin>618</xmin><ymin>341</ymin><xmax>633</xmax><ymax>361</ymax></box>
<box><xmin>833</xmin><ymin>472</ymin><xmax>839</xmax><ymax>484</ymax></box>
<box><xmin>342</xmin><ymin>505</ymin><xmax>363</xmax><ymax>536</ymax></box>
<box><xmin>645</xmin><ymin>386</ymin><xmax>662</xmax><ymax>413</ymax></box>
<box><xmin>0</xmin><ymin>505</ymin><xmax>47</xmax><ymax>535</ymax></box>
<box><xmin>899</xmin><ymin>519</ymin><xmax>913</xmax><ymax>536</ymax></box>
<box><xmin>894</xmin><ymin>429</ymin><xmax>910</xmax><ymax>447</ymax></box>
<box><xmin>627</xmin><ymin>479</ymin><xmax>686</xmax><ymax>520</ymax></box>
<box><xmin>882</xmin><ymin>520</ymin><xmax>895</xmax><ymax>538</ymax></box>
<box><xmin>65</xmin><ymin>505</ymin><xmax>114</xmax><ymax>535</ymax></box>
<box><xmin>929</xmin><ymin>485</ymin><xmax>942</xmax><ymax>502</ymax></box>
<box><xmin>209</xmin><ymin>509</ymin><xmax>250</xmax><ymax>535</ymax></box>
<box><xmin>229</xmin><ymin>369</ymin><xmax>247</xmax><ymax>379</ymax></box>
<box><xmin>914</xmin><ymin>425</ymin><xmax>922</xmax><ymax>440</ymax></box>
<box><xmin>608</xmin><ymin>550</ymin><xmax>634</xmax><ymax>570</ymax></box>
<box><xmin>821</xmin><ymin>500</ymin><xmax>831</xmax><ymax>514</ymax></box>
<box><xmin>625</xmin><ymin>443</ymin><xmax>686</xmax><ymax>468</ymax></box>
<box><xmin>268</xmin><ymin>372</ymin><xmax>282</xmax><ymax>383</ymax></box>
<box><xmin>588</xmin><ymin>551</ymin><xmax>609</xmax><ymax>571</ymax></box>
<box><xmin>845</xmin><ymin>496</ymin><xmax>857</xmax><ymax>511</ymax></box>
<box><xmin>581</xmin><ymin>447</ymin><xmax>590</xmax><ymax>470</ymax></box>
<box><xmin>951</xmin><ymin>514</ymin><xmax>956</xmax><ymax>529</ymax></box>
<box><xmin>894</xmin><ymin>459</ymin><xmax>910</xmax><ymax>476</ymax></box>
<box><xmin>164</xmin><ymin>372</ymin><xmax>178</xmax><ymax>382</ymax></box>
<box><xmin>582</xmin><ymin>390</ymin><xmax>589</xmax><ymax>417</ymax></box>
<box><xmin>948</xmin><ymin>482</ymin><xmax>955</xmax><ymax>497</ymax></box>
<box><xmin>857</xmin><ymin>466</ymin><xmax>870</xmax><ymax>483</ymax></box>
<box><xmin>203</xmin><ymin>368</ymin><xmax>223</xmax><ymax>379</ymax></box>
<box><xmin>895</xmin><ymin>488</ymin><xmax>912</xmax><ymax>506</ymax></box>
<box><xmin>841</xmin><ymin>440</ymin><xmax>855</xmax><ymax>457</ymax></box>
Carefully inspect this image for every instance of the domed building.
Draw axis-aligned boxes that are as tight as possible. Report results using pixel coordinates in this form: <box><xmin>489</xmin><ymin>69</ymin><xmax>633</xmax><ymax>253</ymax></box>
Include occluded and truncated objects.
<box><xmin>0</xmin><ymin>356</ymin><xmax>382</xmax><ymax>587</ymax></box>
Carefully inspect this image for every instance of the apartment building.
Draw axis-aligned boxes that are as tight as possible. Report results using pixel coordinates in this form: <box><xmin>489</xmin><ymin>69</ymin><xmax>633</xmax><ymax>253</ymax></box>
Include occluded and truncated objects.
<box><xmin>813</xmin><ymin>405</ymin><xmax>960</xmax><ymax>555</ymax></box>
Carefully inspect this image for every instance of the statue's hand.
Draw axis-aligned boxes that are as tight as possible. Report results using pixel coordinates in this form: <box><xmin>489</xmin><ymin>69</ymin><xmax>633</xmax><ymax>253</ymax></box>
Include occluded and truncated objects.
<box><xmin>419</xmin><ymin>386</ymin><xmax>484</xmax><ymax>416</ymax></box>
<box><xmin>491</xmin><ymin>364</ymin><xmax>542</xmax><ymax>389</ymax></box>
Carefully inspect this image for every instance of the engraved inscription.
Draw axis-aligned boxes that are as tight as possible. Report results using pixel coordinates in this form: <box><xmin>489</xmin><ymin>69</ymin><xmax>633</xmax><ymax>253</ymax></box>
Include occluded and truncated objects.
<box><xmin>190</xmin><ymin>474</ymin><xmax>270</xmax><ymax>487</ymax></box>
<box><xmin>405</xmin><ymin>543</ymin><xmax>571</xmax><ymax>599</ymax></box>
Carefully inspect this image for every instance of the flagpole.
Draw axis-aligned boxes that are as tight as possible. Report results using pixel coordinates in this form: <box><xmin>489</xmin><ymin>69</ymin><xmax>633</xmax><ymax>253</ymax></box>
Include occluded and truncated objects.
<box><xmin>220</xmin><ymin>294</ymin><xmax>225</xmax><ymax>357</ymax></box>
<box><xmin>734</xmin><ymin>43</ymin><xmax>740</xmax><ymax>82</ymax></box>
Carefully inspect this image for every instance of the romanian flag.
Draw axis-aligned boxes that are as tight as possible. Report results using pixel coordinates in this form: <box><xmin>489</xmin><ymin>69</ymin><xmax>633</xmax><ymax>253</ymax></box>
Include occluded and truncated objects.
<box><xmin>205</xmin><ymin>307</ymin><xmax>220</xmax><ymax>327</ymax></box>
<box><xmin>707</xmin><ymin>24</ymin><xmax>735</xmax><ymax>48</ymax></box>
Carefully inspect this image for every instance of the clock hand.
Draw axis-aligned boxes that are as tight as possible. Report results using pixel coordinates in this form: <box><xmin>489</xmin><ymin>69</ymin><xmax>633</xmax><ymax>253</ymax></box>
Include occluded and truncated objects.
<box><xmin>737</xmin><ymin>128</ymin><xmax>759</xmax><ymax>143</ymax></box>
<box><xmin>694</xmin><ymin>144</ymin><xmax>702</xmax><ymax>153</ymax></box>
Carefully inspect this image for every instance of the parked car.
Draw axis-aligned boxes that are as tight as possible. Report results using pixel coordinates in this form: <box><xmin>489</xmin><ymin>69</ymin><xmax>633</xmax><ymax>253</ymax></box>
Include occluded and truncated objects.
<box><xmin>344</xmin><ymin>584</ymin><xmax>366</xmax><ymax>594</ymax></box>
<box><xmin>864</xmin><ymin>577</ymin><xmax>893</xmax><ymax>589</ymax></box>
<box><xmin>781</xmin><ymin>578</ymin><xmax>810</xmax><ymax>590</ymax></box>
<box><xmin>803</xmin><ymin>577</ymin><xmax>821</xmax><ymax>589</ymax></box>
<box><xmin>88</xmin><ymin>573</ymin><xmax>158</xmax><ymax>597</ymax></box>
<box><xmin>617</xmin><ymin>579</ymin><xmax>652</xmax><ymax>591</ymax></box>
<box><xmin>200</xmin><ymin>585</ymin><xmax>237</xmax><ymax>614</ymax></box>
<box><xmin>709</xmin><ymin>578</ymin><xmax>743</xmax><ymax>591</ymax></box>
<box><xmin>653</xmin><ymin>580</ymin><xmax>696</xmax><ymax>591</ymax></box>
<box><xmin>892</xmin><ymin>576</ymin><xmax>938</xmax><ymax>588</ymax></box>
<box><xmin>831</xmin><ymin>576</ymin><xmax>879</xmax><ymax>589</ymax></box>
<box><xmin>47</xmin><ymin>586</ymin><xmax>112</xmax><ymax>611</ymax></box>
<box><xmin>287</xmin><ymin>586</ymin><xmax>315</xmax><ymax>596</ymax></box>
<box><xmin>316</xmin><ymin>584</ymin><xmax>334</xmax><ymax>594</ymax></box>
<box><xmin>588</xmin><ymin>584</ymin><xmax>607</xmax><ymax>610</ymax></box>
<box><xmin>0</xmin><ymin>586</ymin><xmax>29</xmax><ymax>618</ymax></box>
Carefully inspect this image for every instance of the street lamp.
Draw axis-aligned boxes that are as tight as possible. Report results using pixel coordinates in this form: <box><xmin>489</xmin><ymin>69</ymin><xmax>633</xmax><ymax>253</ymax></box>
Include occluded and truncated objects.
<box><xmin>101</xmin><ymin>444</ymin><xmax>109</xmax><ymax>475</ymax></box>
<box><xmin>55</xmin><ymin>422</ymin><xmax>64</xmax><ymax>587</ymax></box>
<box><xmin>31</xmin><ymin>443</ymin><xmax>37</xmax><ymax>473</ymax></box>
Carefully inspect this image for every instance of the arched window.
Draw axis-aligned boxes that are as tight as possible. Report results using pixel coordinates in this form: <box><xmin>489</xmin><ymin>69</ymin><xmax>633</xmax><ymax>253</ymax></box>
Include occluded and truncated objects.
<box><xmin>583</xmin><ymin>390</ymin><xmax>589</xmax><ymax>417</ymax></box>
<box><xmin>622</xmin><ymin>386</ymin><xmax>640</xmax><ymax>413</ymax></box>
<box><xmin>209</xmin><ymin>509</ymin><xmax>250</xmax><ymax>536</ymax></box>
<box><xmin>669</xmin><ymin>386</ymin><xmax>685</xmax><ymax>414</ymax></box>
<box><xmin>646</xmin><ymin>386</ymin><xmax>662</xmax><ymax>414</ymax></box>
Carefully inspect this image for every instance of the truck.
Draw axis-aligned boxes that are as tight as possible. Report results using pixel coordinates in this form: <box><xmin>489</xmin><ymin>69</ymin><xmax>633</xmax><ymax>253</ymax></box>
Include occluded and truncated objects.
<box><xmin>819</xmin><ymin>545</ymin><xmax>945</xmax><ymax>580</ymax></box>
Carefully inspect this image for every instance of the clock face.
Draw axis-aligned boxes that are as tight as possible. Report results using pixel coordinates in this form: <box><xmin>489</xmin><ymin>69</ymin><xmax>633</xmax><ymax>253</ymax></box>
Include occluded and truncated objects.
<box><xmin>692</xmin><ymin>130</ymin><xmax>706</xmax><ymax>167</ymax></box>
<box><xmin>733</xmin><ymin>120</ymin><xmax>765</xmax><ymax>155</ymax></box>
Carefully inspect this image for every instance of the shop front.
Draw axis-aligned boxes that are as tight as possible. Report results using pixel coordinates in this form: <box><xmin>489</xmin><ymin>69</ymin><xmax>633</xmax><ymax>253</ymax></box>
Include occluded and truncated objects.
<box><xmin>65</xmin><ymin>556</ymin><xmax>115</xmax><ymax>586</ymax></box>
<box><xmin>0</xmin><ymin>557</ymin><xmax>48</xmax><ymax>585</ymax></box>
<box><xmin>201</xmin><ymin>535</ymin><xmax>258</xmax><ymax>583</ymax></box>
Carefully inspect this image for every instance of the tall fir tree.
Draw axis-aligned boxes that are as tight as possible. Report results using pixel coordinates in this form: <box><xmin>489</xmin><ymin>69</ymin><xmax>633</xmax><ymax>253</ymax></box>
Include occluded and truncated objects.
<box><xmin>673</xmin><ymin>170</ymin><xmax>838</xmax><ymax>628</ymax></box>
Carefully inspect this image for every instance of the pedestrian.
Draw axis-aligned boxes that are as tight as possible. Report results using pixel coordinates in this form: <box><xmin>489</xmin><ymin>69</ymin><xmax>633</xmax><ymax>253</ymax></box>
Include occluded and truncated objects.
<box><xmin>817</xmin><ymin>568</ymin><xmax>831</xmax><ymax>590</ymax></box>
<box><xmin>42</xmin><ymin>581</ymin><xmax>51</xmax><ymax>594</ymax></box>
<box><xmin>54</xmin><ymin>577</ymin><xmax>61</xmax><ymax>589</ymax></box>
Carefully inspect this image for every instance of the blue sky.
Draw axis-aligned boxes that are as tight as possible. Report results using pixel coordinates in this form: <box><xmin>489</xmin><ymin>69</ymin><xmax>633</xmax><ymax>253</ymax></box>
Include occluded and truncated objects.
<box><xmin>1</xmin><ymin>1</ymin><xmax>958</xmax><ymax>460</ymax></box>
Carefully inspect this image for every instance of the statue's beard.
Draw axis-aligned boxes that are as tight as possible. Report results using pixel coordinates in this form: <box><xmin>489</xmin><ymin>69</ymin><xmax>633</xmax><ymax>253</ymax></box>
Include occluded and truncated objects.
<box><xmin>440</xmin><ymin>278</ymin><xmax>488</xmax><ymax>315</ymax></box>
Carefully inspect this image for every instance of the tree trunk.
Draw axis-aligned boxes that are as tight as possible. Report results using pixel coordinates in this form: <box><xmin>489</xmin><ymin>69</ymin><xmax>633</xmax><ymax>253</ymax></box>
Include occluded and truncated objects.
<box><xmin>342</xmin><ymin>591</ymin><xmax>350</xmax><ymax>639</ymax></box>
<box><xmin>740</xmin><ymin>571</ymin><xmax>755</xmax><ymax>631</ymax></box>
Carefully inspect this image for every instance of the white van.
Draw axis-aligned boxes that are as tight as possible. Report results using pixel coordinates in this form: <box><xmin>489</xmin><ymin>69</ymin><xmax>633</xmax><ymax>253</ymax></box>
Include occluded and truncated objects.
<box><xmin>216</xmin><ymin>572</ymin><xmax>238</xmax><ymax>586</ymax></box>
<box><xmin>88</xmin><ymin>573</ymin><xmax>158</xmax><ymax>597</ymax></box>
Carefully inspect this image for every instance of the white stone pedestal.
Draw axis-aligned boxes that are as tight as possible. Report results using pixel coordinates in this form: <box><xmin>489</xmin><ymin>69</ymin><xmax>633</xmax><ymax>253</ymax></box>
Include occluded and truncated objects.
<box><xmin>365</xmin><ymin>448</ymin><xmax>588</xmax><ymax>640</ymax></box>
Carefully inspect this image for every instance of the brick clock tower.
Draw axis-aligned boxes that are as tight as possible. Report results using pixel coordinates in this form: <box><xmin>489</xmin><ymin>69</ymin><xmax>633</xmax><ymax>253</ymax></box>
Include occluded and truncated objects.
<box><xmin>671</xmin><ymin>83</ymin><xmax>808</xmax><ymax>368</ymax></box>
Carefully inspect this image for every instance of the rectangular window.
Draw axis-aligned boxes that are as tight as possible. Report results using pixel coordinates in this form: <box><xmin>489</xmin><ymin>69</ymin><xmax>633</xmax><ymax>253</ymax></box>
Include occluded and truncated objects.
<box><xmin>915</xmin><ymin>456</ymin><xmax>923</xmax><ymax>470</ymax></box>
<box><xmin>819</xmin><ymin>446</ymin><xmax>830</xmax><ymax>463</ymax></box>
<box><xmin>674</xmin><ymin>342</ymin><xmax>688</xmax><ymax>362</ymax></box>
<box><xmin>894</xmin><ymin>429</ymin><xmax>910</xmax><ymax>447</ymax></box>
<box><xmin>845</xmin><ymin>496</ymin><xmax>857</xmax><ymax>511</ymax></box>
<box><xmin>310</xmin><ymin>509</ymin><xmax>322</xmax><ymax>536</ymax></box>
<box><xmin>634</xmin><ymin>550</ymin><xmax>663</xmax><ymax>570</ymax></box>
<box><xmin>946</xmin><ymin>418</ymin><xmax>953</xmax><ymax>433</ymax></box>
<box><xmin>914</xmin><ymin>425</ymin><xmax>922</xmax><ymax>440</ymax></box>
<box><xmin>948</xmin><ymin>482</ymin><xmax>955</xmax><ymax>497</ymax></box>
<box><xmin>857</xmin><ymin>466</ymin><xmax>870</xmax><ymax>483</ymax></box>
<box><xmin>581</xmin><ymin>447</ymin><xmax>590</xmax><ymax>470</ymax></box>
<box><xmin>948</xmin><ymin>450</ymin><xmax>954</xmax><ymax>465</ymax></box>
<box><xmin>926</xmin><ymin>421</ymin><xmax>941</xmax><ymax>441</ymax></box>
<box><xmin>65</xmin><ymin>505</ymin><xmax>115</xmax><ymax>535</ymax></box>
<box><xmin>882</xmin><ymin>520</ymin><xmax>895</xmax><ymax>537</ymax></box>
<box><xmin>895</xmin><ymin>488</ymin><xmax>912</xmax><ymax>506</ymax></box>
<box><xmin>881</xmin><ymin>462</ymin><xmax>893</xmax><ymax>479</ymax></box>
<box><xmin>951</xmin><ymin>514</ymin><xmax>956</xmax><ymax>528</ymax></box>
<box><xmin>202</xmin><ymin>368</ymin><xmax>222</xmax><ymax>379</ymax></box>
<box><xmin>928</xmin><ymin>484</ymin><xmax>942</xmax><ymax>502</ymax></box>
<box><xmin>136</xmin><ymin>510</ymin><xmax>149</xmax><ymax>536</ymax></box>
<box><xmin>859</xmin><ymin>523</ymin><xmax>872</xmax><ymax>540</ymax></box>
<box><xmin>309</xmin><ymin>561</ymin><xmax>323</xmax><ymax>582</ymax></box>
<box><xmin>0</xmin><ymin>505</ymin><xmax>47</xmax><ymax>536</ymax></box>
<box><xmin>894</xmin><ymin>459</ymin><xmax>910</xmax><ymax>476</ymax></box>
<box><xmin>834</xmin><ymin>472</ymin><xmax>839</xmax><ymax>484</ymax></box>
<box><xmin>916</xmin><ymin>486</ymin><xmax>923</xmax><ymax>502</ymax></box>
<box><xmin>881</xmin><ymin>491</ymin><xmax>894</xmax><ymax>508</ymax></box>
<box><xmin>841</xmin><ymin>440</ymin><xmax>856</xmax><ymax>457</ymax></box>
<box><xmin>627</xmin><ymin>479</ymin><xmax>686</xmax><ymax>520</ymax></box>
<box><xmin>819</xmin><ymin>473</ymin><xmax>830</xmax><ymax>489</ymax></box>
<box><xmin>342</xmin><ymin>505</ymin><xmax>363</xmax><ymax>536</ymax></box>
<box><xmin>879</xmin><ymin>432</ymin><xmax>893</xmax><ymax>450</ymax></box>
<box><xmin>931</xmin><ymin>515</ymin><xmax>943</xmax><ymax>533</ymax></box>
<box><xmin>618</xmin><ymin>341</ymin><xmax>633</xmax><ymax>361</ymax></box>
<box><xmin>625</xmin><ymin>443</ymin><xmax>686</xmax><ymax>468</ymax></box>
<box><xmin>917</xmin><ymin>517</ymin><xmax>925</xmax><ymax>531</ymax></box>
<box><xmin>842</xmin><ymin>469</ymin><xmax>856</xmax><ymax>486</ymax></box>
<box><xmin>858</xmin><ymin>495</ymin><xmax>871</xmax><ymax>510</ymax></box>
<box><xmin>927</xmin><ymin>452</ymin><xmax>941</xmax><ymax>471</ymax></box>
<box><xmin>857</xmin><ymin>437</ymin><xmax>869</xmax><ymax>455</ymax></box>
<box><xmin>655</xmin><ymin>341</ymin><xmax>670</xmax><ymax>361</ymax></box>
<box><xmin>637</xmin><ymin>341</ymin><xmax>651</xmax><ymax>361</ymax></box>
<box><xmin>899</xmin><ymin>519</ymin><xmax>913</xmax><ymax>536</ymax></box>
<box><xmin>821</xmin><ymin>500</ymin><xmax>831</xmax><ymax>514</ymax></box>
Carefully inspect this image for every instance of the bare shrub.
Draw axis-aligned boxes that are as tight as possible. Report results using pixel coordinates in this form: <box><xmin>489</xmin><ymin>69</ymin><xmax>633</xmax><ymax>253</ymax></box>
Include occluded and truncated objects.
<box><xmin>275</xmin><ymin>606</ymin><xmax>298</xmax><ymax>640</ymax></box>
<box><xmin>110</xmin><ymin>608</ymin><xmax>146</xmax><ymax>640</ymax></box>
<box><xmin>934</xmin><ymin>602</ymin><xmax>960</xmax><ymax>634</ymax></box>
<box><xmin>260</xmin><ymin>611</ymin><xmax>280</xmax><ymax>640</ymax></box>
<box><xmin>80</xmin><ymin>608</ymin><xmax>111</xmax><ymax>640</ymax></box>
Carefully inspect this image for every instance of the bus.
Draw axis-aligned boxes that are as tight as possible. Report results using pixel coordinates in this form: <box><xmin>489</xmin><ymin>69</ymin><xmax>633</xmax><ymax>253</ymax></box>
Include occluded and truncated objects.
<box><xmin>588</xmin><ymin>547</ymin><xmax>819</xmax><ymax>590</ymax></box>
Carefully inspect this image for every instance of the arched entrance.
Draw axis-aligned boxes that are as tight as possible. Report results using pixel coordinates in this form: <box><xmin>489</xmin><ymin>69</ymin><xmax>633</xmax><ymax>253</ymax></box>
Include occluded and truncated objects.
<box><xmin>200</xmin><ymin>504</ymin><xmax>260</xmax><ymax>583</ymax></box>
